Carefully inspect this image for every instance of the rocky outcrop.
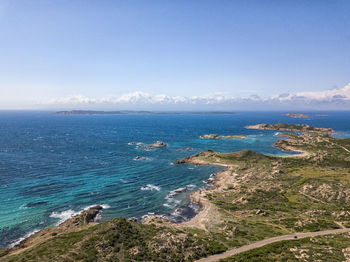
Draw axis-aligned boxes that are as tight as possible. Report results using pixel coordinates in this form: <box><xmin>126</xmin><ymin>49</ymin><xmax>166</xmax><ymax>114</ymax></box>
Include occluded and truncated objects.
<box><xmin>78</xmin><ymin>206</ymin><xmax>103</xmax><ymax>225</ymax></box>
<box><xmin>128</xmin><ymin>141</ymin><xmax>167</xmax><ymax>150</ymax></box>
<box><xmin>150</xmin><ymin>141</ymin><xmax>167</xmax><ymax>148</ymax></box>
<box><xmin>200</xmin><ymin>134</ymin><xmax>246</xmax><ymax>139</ymax></box>
<box><xmin>165</xmin><ymin>187</ymin><xmax>188</xmax><ymax>199</ymax></box>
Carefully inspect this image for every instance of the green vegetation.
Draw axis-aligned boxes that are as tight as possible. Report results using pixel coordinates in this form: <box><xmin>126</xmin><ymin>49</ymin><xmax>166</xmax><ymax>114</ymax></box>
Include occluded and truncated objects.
<box><xmin>1</xmin><ymin>218</ymin><xmax>226</xmax><ymax>262</ymax></box>
<box><xmin>220</xmin><ymin>233</ymin><xmax>350</xmax><ymax>261</ymax></box>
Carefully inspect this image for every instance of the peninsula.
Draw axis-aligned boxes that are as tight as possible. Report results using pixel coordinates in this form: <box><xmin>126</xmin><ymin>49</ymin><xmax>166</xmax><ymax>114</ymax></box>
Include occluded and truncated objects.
<box><xmin>246</xmin><ymin>123</ymin><xmax>334</xmax><ymax>133</ymax></box>
<box><xmin>2</xmin><ymin>124</ymin><xmax>350</xmax><ymax>261</ymax></box>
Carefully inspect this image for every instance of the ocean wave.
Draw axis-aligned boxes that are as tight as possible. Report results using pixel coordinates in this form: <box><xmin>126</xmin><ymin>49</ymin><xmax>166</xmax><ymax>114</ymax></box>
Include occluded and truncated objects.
<box><xmin>133</xmin><ymin>156</ymin><xmax>150</xmax><ymax>161</ymax></box>
<box><xmin>83</xmin><ymin>204</ymin><xmax>111</xmax><ymax>211</ymax></box>
<box><xmin>100</xmin><ymin>204</ymin><xmax>111</xmax><ymax>209</ymax></box>
<box><xmin>19</xmin><ymin>204</ymin><xmax>28</xmax><ymax>210</ymax></box>
<box><xmin>140</xmin><ymin>184</ymin><xmax>161</xmax><ymax>191</ymax></box>
<box><xmin>163</xmin><ymin>203</ymin><xmax>175</xmax><ymax>209</ymax></box>
<box><xmin>8</xmin><ymin>229</ymin><xmax>40</xmax><ymax>248</ymax></box>
<box><xmin>120</xmin><ymin>179</ymin><xmax>129</xmax><ymax>183</ymax></box>
<box><xmin>171</xmin><ymin>208</ymin><xmax>183</xmax><ymax>216</ymax></box>
<box><xmin>140</xmin><ymin>212</ymin><xmax>166</xmax><ymax>222</ymax></box>
<box><xmin>50</xmin><ymin>209</ymin><xmax>78</xmax><ymax>225</ymax></box>
<box><xmin>165</xmin><ymin>184</ymin><xmax>196</xmax><ymax>199</ymax></box>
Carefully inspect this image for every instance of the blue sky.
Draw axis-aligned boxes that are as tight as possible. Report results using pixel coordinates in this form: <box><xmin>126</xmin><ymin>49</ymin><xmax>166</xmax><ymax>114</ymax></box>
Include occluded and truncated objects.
<box><xmin>0</xmin><ymin>0</ymin><xmax>350</xmax><ymax>109</ymax></box>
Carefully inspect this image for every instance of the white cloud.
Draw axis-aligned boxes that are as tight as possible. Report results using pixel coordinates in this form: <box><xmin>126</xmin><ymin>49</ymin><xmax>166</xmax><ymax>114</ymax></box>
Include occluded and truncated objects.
<box><xmin>41</xmin><ymin>83</ymin><xmax>350</xmax><ymax>109</ymax></box>
<box><xmin>274</xmin><ymin>83</ymin><xmax>350</xmax><ymax>102</ymax></box>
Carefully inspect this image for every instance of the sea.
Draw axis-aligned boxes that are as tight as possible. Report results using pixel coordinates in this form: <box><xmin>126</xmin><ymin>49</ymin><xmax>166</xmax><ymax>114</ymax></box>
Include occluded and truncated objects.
<box><xmin>0</xmin><ymin>111</ymin><xmax>349</xmax><ymax>248</ymax></box>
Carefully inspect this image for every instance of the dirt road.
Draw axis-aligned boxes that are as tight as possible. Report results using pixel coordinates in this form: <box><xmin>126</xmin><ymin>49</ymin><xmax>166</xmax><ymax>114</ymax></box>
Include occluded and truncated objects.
<box><xmin>196</xmin><ymin>228</ymin><xmax>350</xmax><ymax>262</ymax></box>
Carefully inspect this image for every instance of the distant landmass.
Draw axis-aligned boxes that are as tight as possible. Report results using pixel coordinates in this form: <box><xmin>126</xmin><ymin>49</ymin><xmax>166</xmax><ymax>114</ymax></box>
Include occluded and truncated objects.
<box><xmin>56</xmin><ymin>110</ymin><xmax>152</xmax><ymax>115</ymax></box>
<box><xmin>285</xmin><ymin>113</ymin><xmax>309</xmax><ymax>119</ymax></box>
<box><xmin>55</xmin><ymin>110</ymin><xmax>236</xmax><ymax>115</ymax></box>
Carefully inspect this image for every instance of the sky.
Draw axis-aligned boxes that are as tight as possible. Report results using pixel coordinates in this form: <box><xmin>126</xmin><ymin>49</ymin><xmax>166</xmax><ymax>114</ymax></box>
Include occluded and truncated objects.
<box><xmin>0</xmin><ymin>0</ymin><xmax>349</xmax><ymax>110</ymax></box>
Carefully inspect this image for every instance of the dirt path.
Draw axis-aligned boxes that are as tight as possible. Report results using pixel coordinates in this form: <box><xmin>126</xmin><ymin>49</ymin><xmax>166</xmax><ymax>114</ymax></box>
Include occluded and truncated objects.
<box><xmin>196</xmin><ymin>228</ymin><xmax>350</xmax><ymax>262</ymax></box>
<box><xmin>333</xmin><ymin>142</ymin><xmax>350</xmax><ymax>154</ymax></box>
<box><xmin>335</xmin><ymin>221</ymin><xmax>346</xmax><ymax>229</ymax></box>
<box><xmin>300</xmin><ymin>192</ymin><xmax>328</xmax><ymax>204</ymax></box>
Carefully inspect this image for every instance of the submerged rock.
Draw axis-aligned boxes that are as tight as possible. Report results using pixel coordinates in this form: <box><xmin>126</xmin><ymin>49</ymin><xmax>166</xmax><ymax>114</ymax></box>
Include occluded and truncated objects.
<box><xmin>133</xmin><ymin>156</ymin><xmax>149</xmax><ymax>161</ymax></box>
<box><xmin>165</xmin><ymin>187</ymin><xmax>188</xmax><ymax>199</ymax></box>
<box><xmin>176</xmin><ymin>147</ymin><xmax>193</xmax><ymax>151</ymax></box>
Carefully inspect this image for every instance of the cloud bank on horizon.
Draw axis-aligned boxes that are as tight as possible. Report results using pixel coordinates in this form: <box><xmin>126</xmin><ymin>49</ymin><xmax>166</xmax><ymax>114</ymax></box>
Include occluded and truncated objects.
<box><xmin>41</xmin><ymin>83</ymin><xmax>350</xmax><ymax>110</ymax></box>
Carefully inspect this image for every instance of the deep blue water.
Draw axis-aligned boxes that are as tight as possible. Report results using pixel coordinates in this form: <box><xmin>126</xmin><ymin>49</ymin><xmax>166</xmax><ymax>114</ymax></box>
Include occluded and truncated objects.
<box><xmin>0</xmin><ymin>111</ymin><xmax>349</xmax><ymax>248</ymax></box>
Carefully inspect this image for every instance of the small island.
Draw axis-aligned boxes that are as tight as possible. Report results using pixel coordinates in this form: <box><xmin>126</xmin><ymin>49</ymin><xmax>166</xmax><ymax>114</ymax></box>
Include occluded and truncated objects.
<box><xmin>128</xmin><ymin>141</ymin><xmax>167</xmax><ymax>150</ymax></box>
<box><xmin>200</xmin><ymin>134</ymin><xmax>246</xmax><ymax>139</ymax></box>
<box><xmin>285</xmin><ymin>113</ymin><xmax>309</xmax><ymax>118</ymax></box>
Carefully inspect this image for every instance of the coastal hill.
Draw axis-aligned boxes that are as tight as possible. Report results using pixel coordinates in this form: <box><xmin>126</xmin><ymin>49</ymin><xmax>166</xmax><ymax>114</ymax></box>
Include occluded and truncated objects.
<box><xmin>1</xmin><ymin>123</ymin><xmax>350</xmax><ymax>261</ymax></box>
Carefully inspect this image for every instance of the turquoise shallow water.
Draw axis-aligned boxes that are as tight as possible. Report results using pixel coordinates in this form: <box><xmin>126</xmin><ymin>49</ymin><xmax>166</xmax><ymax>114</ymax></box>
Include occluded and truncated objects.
<box><xmin>0</xmin><ymin>111</ymin><xmax>349</xmax><ymax>247</ymax></box>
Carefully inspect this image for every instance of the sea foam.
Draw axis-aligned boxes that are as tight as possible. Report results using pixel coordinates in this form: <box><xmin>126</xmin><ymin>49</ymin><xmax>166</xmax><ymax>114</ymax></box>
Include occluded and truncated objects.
<box><xmin>140</xmin><ymin>184</ymin><xmax>161</xmax><ymax>191</ymax></box>
<box><xmin>8</xmin><ymin>229</ymin><xmax>40</xmax><ymax>248</ymax></box>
